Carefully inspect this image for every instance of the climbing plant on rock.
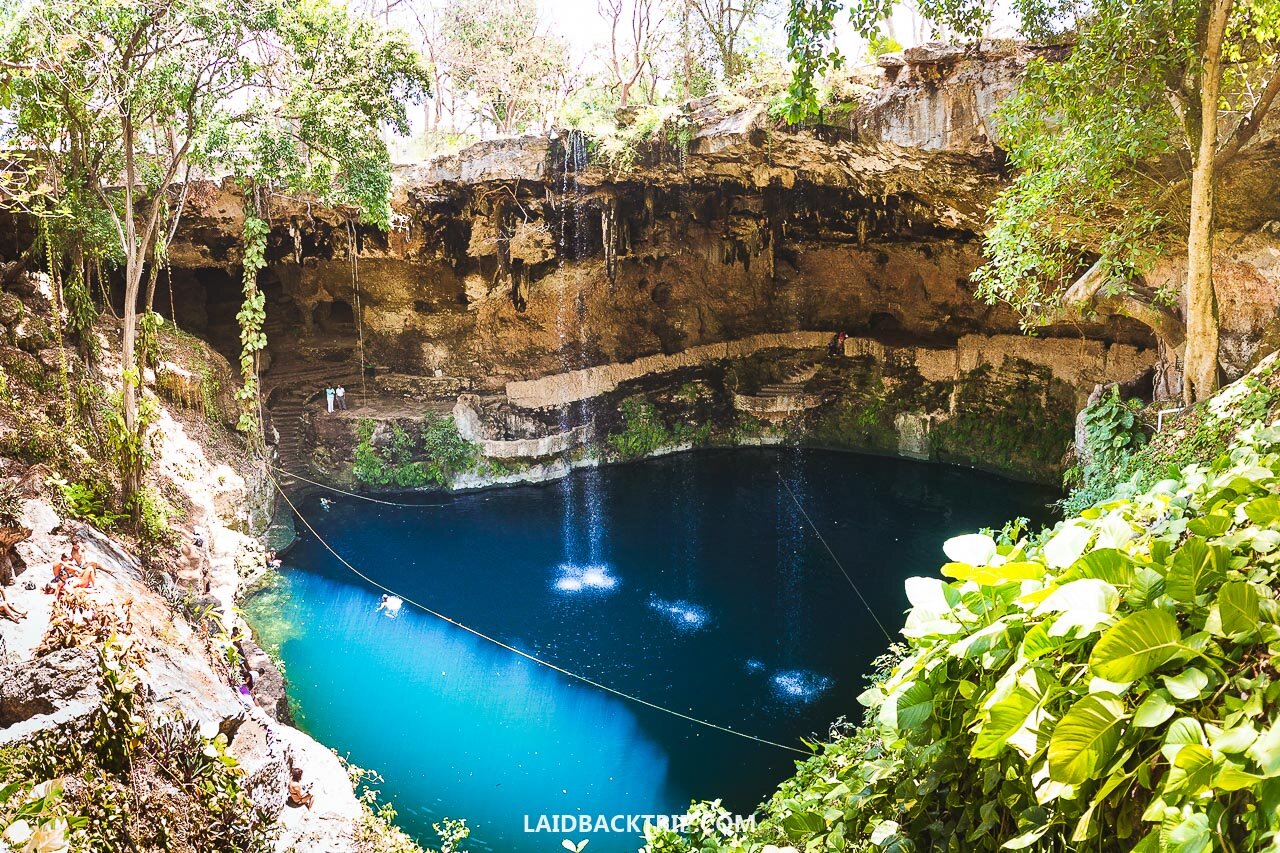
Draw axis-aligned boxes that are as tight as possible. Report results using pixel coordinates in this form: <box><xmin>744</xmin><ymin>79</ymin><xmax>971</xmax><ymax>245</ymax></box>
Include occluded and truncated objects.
<box><xmin>236</xmin><ymin>214</ymin><xmax>269</xmax><ymax>438</ymax></box>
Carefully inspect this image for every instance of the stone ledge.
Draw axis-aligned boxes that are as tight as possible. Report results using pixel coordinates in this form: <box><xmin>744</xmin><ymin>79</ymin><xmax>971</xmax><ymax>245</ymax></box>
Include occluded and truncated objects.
<box><xmin>505</xmin><ymin>331</ymin><xmax>833</xmax><ymax>408</ymax></box>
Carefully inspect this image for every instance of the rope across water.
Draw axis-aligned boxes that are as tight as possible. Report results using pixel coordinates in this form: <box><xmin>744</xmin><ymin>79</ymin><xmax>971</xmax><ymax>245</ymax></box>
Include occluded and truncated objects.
<box><xmin>269</xmin><ymin>475</ymin><xmax>812</xmax><ymax>757</ymax></box>
<box><xmin>776</xmin><ymin>472</ymin><xmax>894</xmax><ymax>643</ymax></box>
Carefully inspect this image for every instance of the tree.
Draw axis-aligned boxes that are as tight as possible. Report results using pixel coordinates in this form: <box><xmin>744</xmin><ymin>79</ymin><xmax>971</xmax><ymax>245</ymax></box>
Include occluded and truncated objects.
<box><xmin>599</xmin><ymin>0</ymin><xmax>669</xmax><ymax>107</ymax></box>
<box><xmin>685</xmin><ymin>0</ymin><xmax>779</xmax><ymax>83</ymax></box>
<box><xmin>1</xmin><ymin>0</ymin><xmax>428</xmax><ymax>516</ymax></box>
<box><xmin>785</xmin><ymin>0</ymin><xmax>1280</xmax><ymax>403</ymax></box>
<box><xmin>437</xmin><ymin>0</ymin><xmax>572</xmax><ymax>136</ymax></box>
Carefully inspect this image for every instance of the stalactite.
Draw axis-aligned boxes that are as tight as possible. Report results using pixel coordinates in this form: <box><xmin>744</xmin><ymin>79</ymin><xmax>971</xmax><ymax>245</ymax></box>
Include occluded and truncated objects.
<box><xmin>602</xmin><ymin>199</ymin><xmax>619</xmax><ymax>285</ymax></box>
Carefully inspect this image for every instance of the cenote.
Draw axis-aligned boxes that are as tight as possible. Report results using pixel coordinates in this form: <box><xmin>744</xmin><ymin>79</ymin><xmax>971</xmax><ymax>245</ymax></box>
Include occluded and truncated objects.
<box><xmin>247</xmin><ymin>448</ymin><xmax>1056</xmax><ymax>852</ymax></box>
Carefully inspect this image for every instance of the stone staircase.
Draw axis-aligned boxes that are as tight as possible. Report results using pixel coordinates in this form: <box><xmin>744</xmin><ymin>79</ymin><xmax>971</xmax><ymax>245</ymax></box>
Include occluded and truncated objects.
<box><xmin>733</xmin><ymin>363</ymin><xmax>824</xmax><ymax>421</ymax></box>
<box><xmin>260</xmin><ymin>316</ymin><xmax>364</xmax><ymax>496</ymax></box>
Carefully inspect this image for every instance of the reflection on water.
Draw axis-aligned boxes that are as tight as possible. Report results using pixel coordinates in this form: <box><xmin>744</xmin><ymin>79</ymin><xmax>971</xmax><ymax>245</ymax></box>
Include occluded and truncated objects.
<box><xmin>646</xmin><ymin>595</ymin><xmax>712</xmax><ymax>632</ymax></box>
<box><xmin>249</xmin><ymin>449</ymin><xmax>1057</xmax><ymax>853</ymax></box>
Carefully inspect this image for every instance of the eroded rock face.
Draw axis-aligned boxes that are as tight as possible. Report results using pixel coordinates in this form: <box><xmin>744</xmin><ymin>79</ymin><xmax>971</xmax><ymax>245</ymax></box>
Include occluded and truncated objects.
<box><xmin>150</xmin><ymin>43</ymin><xmax>1277</xmax><ymax>483</ymax></box>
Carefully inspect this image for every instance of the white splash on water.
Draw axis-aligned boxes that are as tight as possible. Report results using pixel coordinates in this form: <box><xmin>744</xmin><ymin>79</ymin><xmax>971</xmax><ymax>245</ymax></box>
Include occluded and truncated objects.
<box><xmin>744</xmin><ymin>659</ymin><xmax>766</xmax><ymax>673</ymax></box>
<box><xmin>553</xmin><ymin>563</ymin><xmax>619</xmax><ymax>594</ymax></box>
<box><xmin>647</xmin><ymin>595</ymin><xmax>710</xmax><ymax>632</ymax></box>
<box><xmin>770</xmin><ymin>669</ymin><xmax>833</xmax><ymax>703</ymax></box>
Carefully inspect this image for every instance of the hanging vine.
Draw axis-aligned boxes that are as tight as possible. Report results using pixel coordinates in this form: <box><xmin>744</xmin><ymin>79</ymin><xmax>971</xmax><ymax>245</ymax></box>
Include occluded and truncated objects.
<box><xmin>236</xmin><ymin>212</ymin><xmax>269</xmax><ymax>441</ymax></box>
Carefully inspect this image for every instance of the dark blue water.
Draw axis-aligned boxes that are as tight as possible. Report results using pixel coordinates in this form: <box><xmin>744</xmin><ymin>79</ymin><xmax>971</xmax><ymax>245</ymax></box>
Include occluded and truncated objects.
<box><xmin>250</xmin><ymin>449</ymin><xmax>1055</xmax><ymax>852</ymax></box>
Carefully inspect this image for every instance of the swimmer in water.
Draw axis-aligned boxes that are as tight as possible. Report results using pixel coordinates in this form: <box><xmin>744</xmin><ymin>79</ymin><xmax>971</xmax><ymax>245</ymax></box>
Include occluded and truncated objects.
<box><xmin>376</xmin><ymin>594</ymin><xmax>402</xmax><ymax>617</ymax></box>
<box><xmin>319</xmin><ymin>498</ymin><xmax>333</xmax><ymax>511</ymax></box>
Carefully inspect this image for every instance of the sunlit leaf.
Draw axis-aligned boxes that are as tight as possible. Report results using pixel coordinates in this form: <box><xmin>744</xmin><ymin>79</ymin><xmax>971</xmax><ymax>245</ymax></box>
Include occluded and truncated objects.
<box><xmin>1047</xmin><ymin>693</ymin><xmax>1126</xmax><ymax>784</ymax></box>
<box><xmin>1089</xmin><ymin>609</ymin><xmax>1183</xmax><ymax>682</ymax></box>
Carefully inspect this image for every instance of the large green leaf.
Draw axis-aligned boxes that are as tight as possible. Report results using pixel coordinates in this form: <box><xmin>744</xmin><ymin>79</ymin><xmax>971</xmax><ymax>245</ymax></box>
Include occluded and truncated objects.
<box><xmin>972</xmin><ymin>688</ymin><xmax>1038</xmax><ymax>759</ymax></box>
<box><xmin>1166</xmin><ymin>538</ymin><xmax>1228</xmax><ymax>603</ymax></box>
<box><xmin>891</xmin><ymin>680</ymin><xmax>934</xmax><ymax>731</ymax></box>
<box><xmin>1187</xmin><ymin>511</ymin><xmax>1231</xmax><ymax>537</ymax></box>
<box><xmin>1217</xmin><ymin>581</ymin><xmax>1260</xmax><ymax>636</ymax></box>
<box><xmin>1168</xmin><ymin>744</ymin><xmax>1217</xmax><ymax>795</ymax></box>
<box><xmin>1247</xmin><ymin>722</ymin><xmax>1280</xmax><ymax>776</ymax></box>
<box><xmin>1067</xmin><ymin>548</ymin><xmax>1136</xmax><ymax>586</ymax></box>
<box><xmin>1163</xmin><ymin>667</ymin><xmax>1208</xmax><ymax>701</ymax></box>
<box><xmin>1088</xmin><ymin>609</ymin><xmax>1183</xmax><ymax>681</ymax></box>
<box><xmin>1047</xmin><ymin>693</ymin><xmax>1126</xmax><ymax>784</ymax></box>
<box><xmin>1132</xmin><ymin>691</ymin><xmax>1176</xmax><ymax>728</ymax></box>
<box><xmin>1127</xmin><ymin>567</ymin><xmax>1165</xmax><ymax>609</ymax></box>
<box><xmin>1244</xmin><ymin>495</ymin><xmax>1280</xmax><ymax>526</ymax></box>
<box><xmin>1163</xmin><ymin>810</ymin><xmax>1211</xmax><ymax>853</ymax></box>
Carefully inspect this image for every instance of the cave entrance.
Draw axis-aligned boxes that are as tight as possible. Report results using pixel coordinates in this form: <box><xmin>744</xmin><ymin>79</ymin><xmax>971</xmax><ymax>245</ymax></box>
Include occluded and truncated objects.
<box><xmin>308</xmin><ymin>298</ymin><xmax>356</xmax><ymax>340</ymax></box>
<box><xmin>120</xmin><ymin>265</ymin><xmax>243</xmax><ymax>365</ymax></box>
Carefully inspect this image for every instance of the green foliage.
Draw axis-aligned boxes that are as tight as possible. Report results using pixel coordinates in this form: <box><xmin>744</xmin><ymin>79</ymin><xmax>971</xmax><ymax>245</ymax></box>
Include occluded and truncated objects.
<box><xmin>93</xmin><ymin>636</ymin><xmax>148</xmax><ymax>773</ymax></box>
<box><xmin>103</xmin><ymin>389</ymin><xmax>158</xmax><ymax>488</ymax></box>
<box><xmin>607</xmin><ymin>399</ymin><xmax>702</xmax><ymax>460</ymax></box>
<box><xmin>1067</xmin><ymin>364</ymin><xmax>1280</xmax><ymax>515</ymax></box>
<box><xmin>137</xmin><ymin>310</ymin><xmax>163</xmax><ymax>369</ymax></box>
<box><xmin>436</xmin><ymin>0</ymin><xmax>569</xmax><ymax>136</ymax></box>
<box><xmin>344</xmin><ymin>759</ymin><xmax>466</xmax><ymax>853</ymax></box>
<box><xmin>930</xmin><ymin>367</ymin><xmax>1075</xmax><ymax>479</ymax></box>
<box><xmin>128</xmin><ymin>486</ymin><xmax>176</xmax><ymax>546</ymax></box>
<box><xmin>4</xmin><ymin>636</ymin><xmax>273</xmax><ymax>852</ymax></box>
<box><xmin>647</xmin><ymin>418</ymin><xmax>1280</xmax><ymax>853</ymax></box>
<box><xmin>970</xmin><ymin>33</ymin><xmax>1180</xmax><ymax>325</ymax></box>
<box><xmin>48</xmin><ymin>474</ymin><xmax>127</xmax><ymax>531</ymax></box>
<box><xmin>236</xmin><ymin>214</ymin><xmax>269</xmax><ymax>437</ymax></box>
<box><xmin>1062</xmin><ymin>387</ymin><xmax>1150</xmax><ymax>513</ymax></box>
<box><xmin>865</xmin><ymin>33</ymin><xmax>902</xmax><ymax>59</ymax></box>
<box><xmin>420</xmin><ymin>413</ymin><xmax>480</xmax><ymax>484</ymax></box>
<box><xmin>353</xmin><ymin>415</ymin><xmax>480</xmax><ymax>488</ymax></box>
<box><xmin>784</xmin><ymin>0</ymin><xmax>1279</xmax><ymax>373</ymax></box>
<box><xmin>0</xmin><ymin>779</ymin><xmax>84</xmax><ymax>853</ymax></box>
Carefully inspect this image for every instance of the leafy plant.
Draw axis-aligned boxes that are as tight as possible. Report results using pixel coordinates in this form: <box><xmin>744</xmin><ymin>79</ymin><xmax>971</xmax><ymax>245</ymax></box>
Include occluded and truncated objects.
<box><xmin>353</xmin><ymin>415</ymin><xmax>480</xmax><ymax>488</ymax></box>
<box><xmin>236</xmin><ymin>214</ymin><xmax>269</xmax><ymax>437</ymax></box>
<box><xmin>608</xmin><ymin>399</ymin><xmax>677</xmax><ymax>460</ymax></box>
<box><xmin>47</xmin><ymin>474</ymin><xmax>127</xmax><ymax>531</ymax></box>
<box><xmin>647</xmin><ymin>415</ymin><xmax>1280</xmax><ymax>852</ymax></box>
<box><xmin>1067</xmin><ymin>363</ymin><xmax>1280</xmax><ymax>515</ymax></box>
<box><xmin>1061</xmin><ymin>386</ymin><xmax>1150</xmax><ymax>512</ymax></box>
<box><xmin>0</xmin><ymin>478</ymin><xmax>21</xmax><ymax>526</ymax></box>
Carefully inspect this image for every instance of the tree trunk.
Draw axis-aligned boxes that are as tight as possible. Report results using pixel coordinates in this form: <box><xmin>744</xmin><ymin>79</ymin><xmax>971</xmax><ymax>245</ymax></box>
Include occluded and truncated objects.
<box><xmin>121</xmin><ymin>255</ymin><xmax>143</xmax><ymax>516</ymax></box>
<box><xmin>1182</xmin><ymin>0</ymin><xmax>1231</xmax><ymax>404</ymax></box>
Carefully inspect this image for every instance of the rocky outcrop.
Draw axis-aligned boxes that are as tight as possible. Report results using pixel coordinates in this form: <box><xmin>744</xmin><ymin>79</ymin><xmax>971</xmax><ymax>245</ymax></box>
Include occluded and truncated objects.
<box><xmin>124</xmin><ymin>42</ymin><xmax>1275</xmax><ymax>486</ymax></box>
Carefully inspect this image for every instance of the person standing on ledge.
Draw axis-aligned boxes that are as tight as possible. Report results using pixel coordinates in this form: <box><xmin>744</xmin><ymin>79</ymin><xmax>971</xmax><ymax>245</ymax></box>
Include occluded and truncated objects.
<box><xmin>335</xmin><ymin>384</ymin><xmax>347</xmax><ymax>410</ymax></box>
<box><xmin>325</xmin><ymin>386</ymin><xmax>335</xmax><ymax>414</ymax></box>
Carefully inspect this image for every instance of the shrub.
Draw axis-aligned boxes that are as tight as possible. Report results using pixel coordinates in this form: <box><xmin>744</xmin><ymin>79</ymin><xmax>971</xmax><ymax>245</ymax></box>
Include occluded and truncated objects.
<box><xmin>48</xmin><ymin>474</ymin><xmax>127</xmax><ymax>530</ymax></box>
<box><xmin>648</xmin><ymin>419</ymin><xmax>1280</xmax><ymax>852</ymax></box>
<box><xmin>1065</xmin><ymin>362</ymin><xmax>1280</xmax><ymax>516</ymax></box>
<box><xmin>607</xmin><ymin>400</ymin><xmax>674</xmax><ymax>460</ymax></box>
<box><xmin>0</xmin><ymin>478</ymin><xmax>21</xmax><ymax>525</ymax></box>
<box><xmin>353</xmin><ymin>415</ymin><xmax>480</xmax><ymax>488</ymax></box>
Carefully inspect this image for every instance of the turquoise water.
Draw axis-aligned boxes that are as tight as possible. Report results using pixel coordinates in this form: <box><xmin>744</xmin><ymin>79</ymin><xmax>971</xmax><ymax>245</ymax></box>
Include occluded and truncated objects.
<box><xmin>252</xmin><ymin>449</ymin><xmax>1055</xmax><ymax>852</ymax></box>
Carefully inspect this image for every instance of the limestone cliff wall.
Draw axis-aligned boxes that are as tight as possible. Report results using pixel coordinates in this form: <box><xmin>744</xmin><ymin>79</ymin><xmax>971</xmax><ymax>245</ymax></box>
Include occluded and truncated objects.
<box><xmin>134</xmin><ymin>41</ymin><xmax>1277</xmax><ymax>484</ymax></box>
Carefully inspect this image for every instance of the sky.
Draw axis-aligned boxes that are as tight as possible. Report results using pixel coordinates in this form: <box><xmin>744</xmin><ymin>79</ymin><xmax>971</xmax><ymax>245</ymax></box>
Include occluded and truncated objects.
<box><xmin>536</xmin><ymin>0</ymin><xmax>1018</xmax><ymax>70</ymax></box>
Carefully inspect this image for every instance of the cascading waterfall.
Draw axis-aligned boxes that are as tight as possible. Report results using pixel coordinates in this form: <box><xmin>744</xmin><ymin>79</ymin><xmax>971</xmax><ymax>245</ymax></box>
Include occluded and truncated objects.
<box><xmin>553</xmin><ymin>130</ymin><xmax>610</xmax><ymax>594</ymax></box>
